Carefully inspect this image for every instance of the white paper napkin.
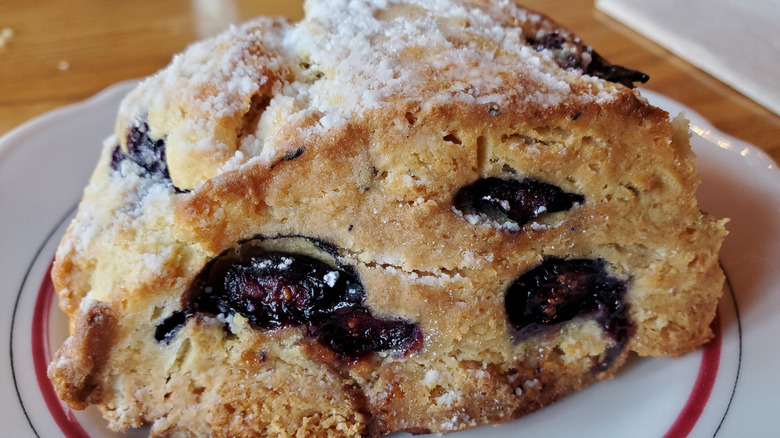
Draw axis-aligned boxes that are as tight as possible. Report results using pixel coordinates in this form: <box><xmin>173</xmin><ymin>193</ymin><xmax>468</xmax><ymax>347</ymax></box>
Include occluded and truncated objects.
<box><xmin>596</xmin><ymin>0</ymin><xmax>780</xmax><ymax>116</ymax></box>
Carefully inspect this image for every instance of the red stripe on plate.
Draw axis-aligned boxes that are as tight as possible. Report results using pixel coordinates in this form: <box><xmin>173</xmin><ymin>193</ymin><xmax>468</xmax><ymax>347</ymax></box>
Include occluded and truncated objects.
<box><xmin>31</xmin><ymin>261</ymin><xmax>91</xmax><ymax>438</ymax></box>
<box><xmin>664</xmin><ymin>313</ymin><xmax>723</xmax><ymax>438</ymax></box>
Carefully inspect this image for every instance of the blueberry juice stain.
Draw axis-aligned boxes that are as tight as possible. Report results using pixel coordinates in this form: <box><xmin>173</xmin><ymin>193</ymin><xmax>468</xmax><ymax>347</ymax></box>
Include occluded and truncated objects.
<box><xmin>505</xmin><ymin>257</ymin><xmax>633</xmax><ymax>372</ymax></box>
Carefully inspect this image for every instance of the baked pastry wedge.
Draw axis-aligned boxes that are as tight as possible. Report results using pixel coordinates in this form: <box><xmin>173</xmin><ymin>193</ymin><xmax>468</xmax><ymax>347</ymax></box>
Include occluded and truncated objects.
<box><xmin>48</xmin><ymin>0</ymin><xmax>727</xmax><ymax>436</ymax></box>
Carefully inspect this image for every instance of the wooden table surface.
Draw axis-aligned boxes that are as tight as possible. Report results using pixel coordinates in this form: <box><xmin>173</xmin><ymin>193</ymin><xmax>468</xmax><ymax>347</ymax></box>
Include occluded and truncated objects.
<box><xmin>2</xmin><ymin>0</ymin><xmax>779</xmax><ymax>164</ymax></box>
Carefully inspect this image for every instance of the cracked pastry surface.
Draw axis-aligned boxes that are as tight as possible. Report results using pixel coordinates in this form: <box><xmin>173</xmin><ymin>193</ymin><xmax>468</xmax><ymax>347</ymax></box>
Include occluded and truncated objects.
<box><xmin>48</xmin><ymin>0</ymin><xmax>727</xmax><ymax>436</ymax></box>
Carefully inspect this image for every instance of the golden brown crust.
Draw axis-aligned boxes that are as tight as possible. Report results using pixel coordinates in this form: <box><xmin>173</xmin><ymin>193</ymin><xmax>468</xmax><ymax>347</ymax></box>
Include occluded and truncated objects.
<box><xmin>47</xmin><ymin>300</ymin><xmax>117</xmax><ymax>410</ymax></box>
<box><xmin>48</xmin><ymin>0</ymin><xmax>727</xmax><ymax>436</ymax></box>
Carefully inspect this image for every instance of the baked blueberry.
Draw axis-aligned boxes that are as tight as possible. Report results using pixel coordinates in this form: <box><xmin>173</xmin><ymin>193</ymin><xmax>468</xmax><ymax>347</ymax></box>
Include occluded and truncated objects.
<box><xmin>454</xmin><ymin>177</ymin><xmax>584</xmax><ymax>229</ymax></box>
<box><xmin>529</xmin><ymin>32</ymin><xmax>648</xmax><ymax>88</ymax></box>
<box><xmin>165</xmin><ymin>237</ymin><xmax>421</xmax><ymax>358</ymax></box>
<box><xmin>505</xmin><ymin>257</ymin><xmax>632</xmax><ymax>371</ymax></box>
<box><xmin>584</xmin><ymin>49</ymin><xmax>649</xmax><ymax>89</ymax></box>
<box><xmin>110</xmin><ymin>120</ymin><xmax>186</xmax><ymax>192</ymax></box>
<box><xmin>312</xmin><ymin>307</ymin><xmax>421</xmax><ymax>356</ymax></box>
<box><xmin>155</xmin><ymin>311</ymin><xmax>188</xmax><ymax>344</ymax></box>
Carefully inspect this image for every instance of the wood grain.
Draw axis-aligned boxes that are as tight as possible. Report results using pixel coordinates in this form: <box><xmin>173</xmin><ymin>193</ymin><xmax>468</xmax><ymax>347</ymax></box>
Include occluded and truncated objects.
<box><xmin>1</xmin><ymin>0</ymin><xmax>777</xmax><ymax>163</ymax></box>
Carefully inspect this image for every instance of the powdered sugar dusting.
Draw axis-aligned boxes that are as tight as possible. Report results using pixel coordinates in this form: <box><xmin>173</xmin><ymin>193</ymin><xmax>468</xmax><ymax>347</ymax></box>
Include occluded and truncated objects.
<box><xmin>291</xmin><ymin>0</ymin><xmax>591</xmax><ymax>113</ymax></box>
<box><xmin>114</xmin><ymin>0</ymin><xmax>620</xmax><ymax>183</ymax></box>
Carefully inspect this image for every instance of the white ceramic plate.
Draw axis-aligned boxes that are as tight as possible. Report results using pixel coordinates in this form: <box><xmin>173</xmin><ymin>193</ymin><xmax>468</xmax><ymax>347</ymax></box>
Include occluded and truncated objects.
<box><xmin>1</xmin><ymin>81</ymin><xmax>778</xmax><ymax>438</ymax></box>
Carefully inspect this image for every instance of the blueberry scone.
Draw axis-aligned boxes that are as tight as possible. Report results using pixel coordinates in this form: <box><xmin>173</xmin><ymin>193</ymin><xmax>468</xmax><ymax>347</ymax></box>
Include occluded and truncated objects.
<box><xmin>48</xmin><ymin>0</ymin><xmax>728</xmax><ymax>436</ymax></box>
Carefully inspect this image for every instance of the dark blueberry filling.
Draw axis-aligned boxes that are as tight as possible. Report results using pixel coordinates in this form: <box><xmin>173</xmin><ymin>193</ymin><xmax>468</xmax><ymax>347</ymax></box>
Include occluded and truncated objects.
<box><xmin>271</xmin><ymin>146</ymin><xmax>307</xmax><ymax>169</ymax></box>
<box><xmin>454</xmin><ymin>177</ymin><xmax>584</xmax><ymax>229</ymax></box>
<box><xmin>155</xmin><ymin>310</ymin><xmax>187</xmax><ymax>343</ymax></box>
<box><xmin>505</xmin><ymin>257</ymin><xmax>632</xmax><ymax>372</ymax></box>
<box><xmin>110</xmin><ymin>120</ymin><xmax>186</xmax><ymax>192</ymax></box>
<box><xmin>584</xmin><ymin>50</ymin><xmax>650</xmax><ymax>89</ymax></box>
<box><xmin>157</xmin><ymin>237</ymin><xmax>421</xmax><ymax>359</ymax></box>
<box><xmin>313</xmin><ymin>307</ymin><xmax>422</xmax><ymax>356</ymax></box>
<box><xmin>528</xmin><ymin>32</ymin><xmax>649</xmax><ymax>88</ymax></box>
<box><xmin>201</xmin><ymin>251</ymin><xmax>363</xmax><ymax>329</ymax></box>
<box><xmin>529</xmin><ymin>32</ymin><xmax>581</xmax><ymax>69</ymax></box>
